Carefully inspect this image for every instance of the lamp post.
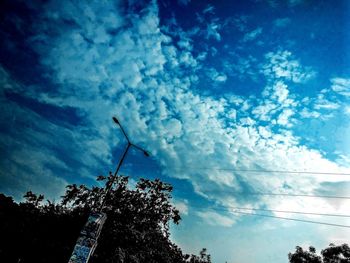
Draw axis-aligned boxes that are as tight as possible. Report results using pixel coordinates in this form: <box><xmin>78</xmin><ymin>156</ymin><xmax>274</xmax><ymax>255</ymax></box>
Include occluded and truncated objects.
<box><xmin>101</xmin><ymin>117</ymin><xmax>149</xmax><ymax>208</ymax></box>
<box><xmin>68</xmin><ymin>117</ymin><xmax>149</xmax><ymax>263</ymax></box>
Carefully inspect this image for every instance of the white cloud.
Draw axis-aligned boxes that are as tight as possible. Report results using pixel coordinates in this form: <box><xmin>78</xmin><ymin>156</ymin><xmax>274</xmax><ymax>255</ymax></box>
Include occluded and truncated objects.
<box><xmin>314</xmin><ymin>101</ymin><xmax>340</xmax><ymax>110</ymax></box>
<box><xmin>331</xmin><ymin>77</ymin><xmax>350</xmax><ymax>97</ymax></box>
<box><xmin>261</xmin><ymin>50</ymin><xmax>316</xmax><ymax>83</ymax></box>
<box><xmin>202</xmin><ymin>5</ymin><xmax>215</xmax><ymax>14</ymax></box>
<box><xmin>172</xmin><ymin>199</ymin><xmax>189</xmax><ymax>215</ymax></box>
<box><xmin>344</xmin><ymin>106</ymin><xmax>350</xmax><ymax>116</ymax></box>
<box><xmin>252</xmin><ymin>102</ymin><xmax>278</xmax><ymax>121</ymax></box>
<box><xmin>242</xmin><ymin>27</ymin><xmax>263</xmax><ymax>42</ymax></box>
<box><xmin>296</xmin><ymin>78</ymin><xmax>350</xmax><ymax>123</ymax></box>
<box><xmin>312</xmin><ymin>93</ymin><xmax>340</xmax><ymax>111</ymax></box>
<box><xmin>274</xmin><ymin>17</ymin><xmax>291</xmax><ymax>27</ymax></box>
<box><xmin>252</xmin><ymin>81</ymin><xmax>298</xmax><ymax>127</ymax></box>
<box><xmin>196</xmin><ymin>210</ymin><xmax>236</xmax><ymax>227</ymax></box>
<box><xmin>207</xmin><ymin>68</ymin><xmax>227</xmax><ymax>83</ymax></box>
<box><xmin>179</xmin><ymin>51</ymin><xmax>198</xmax><ymax>67</ymax></box>
<box><xmin>276</xmin><ymin>108</ymin><xmax>294</xmax><ymax>126</ymax></box>
<box><xmin>177</xmin><ymin>39</ymin><xmax>193</xmax><ymax>50</ymax></box>
<box><xmin>206</xmin><ymin>22</ymin><xmax>221</xmax><ymax>41</ymax></box>
<box><xmin>299</xmin><ymin>108</ymin><xmax>321</xmax><ymax>119</ymax></box>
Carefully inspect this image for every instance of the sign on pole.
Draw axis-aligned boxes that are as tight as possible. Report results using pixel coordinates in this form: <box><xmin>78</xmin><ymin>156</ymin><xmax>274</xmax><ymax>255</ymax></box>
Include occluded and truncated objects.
<box><xmin>68</xmin><ymin>212</ymin><xmax>107</xmax><ymax>263</ymax></box>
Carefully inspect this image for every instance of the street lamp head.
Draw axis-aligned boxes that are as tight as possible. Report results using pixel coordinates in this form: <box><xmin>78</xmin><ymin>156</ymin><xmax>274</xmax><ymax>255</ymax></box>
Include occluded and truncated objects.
<box><xmin>112</xmin><ymin>117</ymin><xmax>120</xmax><ymax>125</ymax></box>
<box><xmin>112</xmin><ymin>117</ymin><xmax>149</xmax><ymax>157</ymax></box>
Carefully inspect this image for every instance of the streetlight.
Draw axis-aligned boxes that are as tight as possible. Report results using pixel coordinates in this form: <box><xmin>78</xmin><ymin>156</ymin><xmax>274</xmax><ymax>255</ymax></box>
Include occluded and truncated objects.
<box><xmin>101</xmin><ymin>117</ymin><xmax>150</xmax><ymax>208</ymax></box>
<box><xmin>68</xmin><ymin>117</ymin><xmax>150</xmax><ymax>263</ymax></box>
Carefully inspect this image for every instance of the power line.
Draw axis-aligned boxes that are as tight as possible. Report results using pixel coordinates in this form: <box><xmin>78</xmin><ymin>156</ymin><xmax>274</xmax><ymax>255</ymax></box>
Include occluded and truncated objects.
<box><xmin>220</xmin><ymin>206</ymin><xmax>350</xmax><ymax>218</ymax></box>
<box><xmin>125</xmin><ymin>163</ymin><xmax>350</xmax><ymax>176</ymax></box>
<box><xmin>130</xmin><ymin>175</ymin><xmax>350</xmax><ymax>201</ymax></box>
<box><xmin>165</xmin><ymin>166</ymin><xmax>350</xmax><ymax>176</ymax></box>
<box><xmin>122</xmin><ymin>164</ymin><xmax>350</xmax><ymax>199</ymax></box>
<box><xmin>231</xmin><ymin>210</ymin><xmax>350</xmax><ymax>228</ymax></box>
<box><xmin>134</xmin><ymin>182</ymin><xmax>350</xmax><ymax>200</ymax></box>
<box><xmin>191</xmin><ymin>205</ymin><xmax>350</xmax><ymax>228</ymax></box>
<box><xmin>234</xmin><ymin>192</ymin><xmax>350</xmax><ymax>200</ymax></box>
<box><xmin>200</xmin><ymin>187</ymin><xmax>350</xmax><ymax>200</ymax></box>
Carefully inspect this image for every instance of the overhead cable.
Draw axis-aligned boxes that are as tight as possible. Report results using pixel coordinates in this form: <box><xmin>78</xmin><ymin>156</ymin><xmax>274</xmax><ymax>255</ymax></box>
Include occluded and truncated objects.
<box><xmin>191</xmin><ymin>205</ymin><xmax>350</xmax><ymax>228</ymax></box>
<box><xmin>235</xmin><ymin>192</ymin><xmax>350</xmax><ymax>200</ymax></box>
<box><xmin>231</xmin><ymin>210</ymin><xmax>350</xmax><ymax>228</ymax></box>
<box><xmin>125</xmin><ymin>163</ymin><xmax>350</xmax><ymax>176</ymax></box>
<box><xmin>166</xmin><ymin>166</ymin><xmax>350</xmax><ymax>176</ymax></box>
<box><xmin>221</xmin><ymin>206</ymin><xmax>350</xmax><ymax>218</ymax></box>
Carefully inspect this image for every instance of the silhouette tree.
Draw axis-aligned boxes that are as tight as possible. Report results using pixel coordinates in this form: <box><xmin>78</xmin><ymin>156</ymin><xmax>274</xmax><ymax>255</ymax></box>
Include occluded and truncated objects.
<box><xmin>289</xmin><ymin>244</ymin><xmax>350</xmax><ymax>263</ymax></box>
<box><xmin>80</xmin><ymin>174</ymin><xmax>183</xmax><ymax>262</ymax></box>
<box><xmin>184</xmin><ymin>248</ymin><xmax>212</xmax><ymax>263</ymax></box>
<box><xmin>289</xmin><ymin>246</ymin><xmax>322</xmax><ymax>263</ymax></box>
<box><xmin>0</xmin><ymin>174</ymin><xmax>211</xmax><ymax>263</ymax></box>
<box><xmin>321</xmin><ymin>243</ymin><xmax>350</xmax><ymax>263</ymax></box>
<box><xmin>0</xmin><ymin>193</ymin><xmax>87</xmax><ymax>262</ymax></box>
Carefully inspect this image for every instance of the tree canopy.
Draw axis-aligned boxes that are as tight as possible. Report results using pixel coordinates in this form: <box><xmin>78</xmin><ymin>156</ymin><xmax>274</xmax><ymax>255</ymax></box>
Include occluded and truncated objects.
<box><xmin>289</xmin><ymin>244</ymin><xmax>350</xmax><ymax>263</ymax></box>
<box><xmin>0</xmin><ymin>174</ymin><xmax>211</xmax><ymax>263</ymax></box>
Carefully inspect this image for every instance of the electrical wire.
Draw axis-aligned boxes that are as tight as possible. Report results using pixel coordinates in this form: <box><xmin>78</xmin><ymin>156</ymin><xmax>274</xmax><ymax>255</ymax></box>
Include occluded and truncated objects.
<box><xmin>189</xmin><ymin>204</ymin><xmax>350</xmax><ymax>228</ymax></box>
<box><xmin>129</xmin><ymin>163</ymin><xmax>350</xmax><ymax>176</ymax></box>
<box><xmin>128</xmin><ymin>174</ymin><xmax>350</xmax><ymax>200</ymax></box>
<box><xmin>231</xmin><ymin>210</ymin><xmax>350</xmax><ymax>228</ymax></box>
<box><xmin>219</xmin><ymin>206</ymin><xmax>350</xmax><ymax>218</ymax></box>
<box><xmin>168</xmin><ymin>166</ymin><xmax>350</xmax><ymax>176</ymax></box>
<box><xmin>121</xmin><ymin>164</ymin><xmax>350</xmax><ymax>199</ymax></box>
<box><xmin>230</xmin><ymin>192</ymin><xmax>350</xmax><ymax>200</ymax></box>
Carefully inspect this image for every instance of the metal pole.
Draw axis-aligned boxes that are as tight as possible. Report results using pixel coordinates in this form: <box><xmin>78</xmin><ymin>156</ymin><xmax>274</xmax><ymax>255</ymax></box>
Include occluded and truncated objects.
<box><xmin>100</xmin><ymin>142</ymin><xmax>131</xmax><ymax>210</ymax></box>
<box><xmin>112</xmin><ymin>117</ymin><xmax>130</xmax><ymax>143</ymax></box>
<box><xmin>68</xmin><ymin>117</ymin><xmax>149</xmax><ymax>263</ymax></box>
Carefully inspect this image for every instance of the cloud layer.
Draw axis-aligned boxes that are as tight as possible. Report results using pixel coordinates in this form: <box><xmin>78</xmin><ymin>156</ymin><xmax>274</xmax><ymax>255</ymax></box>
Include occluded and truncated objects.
<box><xmin>2</xmin><ymin>0</ymin><xmax>350</xmax><ymax>218</ymax></box>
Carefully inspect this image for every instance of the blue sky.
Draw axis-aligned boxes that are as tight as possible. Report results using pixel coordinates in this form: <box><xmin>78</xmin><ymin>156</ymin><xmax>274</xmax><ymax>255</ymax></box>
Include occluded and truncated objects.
<box><xmin>0</xmin><ymin>0</ymin><xmax>350</xmax><ymax>262</ymax></box>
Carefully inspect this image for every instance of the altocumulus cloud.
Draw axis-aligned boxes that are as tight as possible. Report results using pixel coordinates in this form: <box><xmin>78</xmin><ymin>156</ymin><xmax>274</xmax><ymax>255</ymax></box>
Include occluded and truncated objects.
<box><xmin>1</xmin><ymin>0</ymin><xmax>350</xmax><ymax>233</ymax></box>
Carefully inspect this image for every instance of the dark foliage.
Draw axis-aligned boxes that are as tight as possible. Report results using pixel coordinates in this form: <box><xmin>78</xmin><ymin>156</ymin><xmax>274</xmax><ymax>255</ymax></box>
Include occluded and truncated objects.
<box><xmin>321</xmin><ymin>244</ymin><xmax>350</xmax><ymax>263</ymax></box>
<box><xmin>289</xmin><ymin>246</ymin><xmax>322</xmax><ymax>263</ymax></box>
<box><xmin>185</xmin><ymin>248</ymin><xmax>212</xmax><ymax>263</ymax></box>
<box><xmin>0</xmin><ymin>174</ymin><xmax>211</xmax><ymax>263</ymax></box>
<box><xmin>0</xmin><ymin>193</ymin><xmax>88</xmax><ymax>262</ymax></box>
<box><xmin>289</xmin><ymin>244</ymin><xmax>350</xmax><ymax>263</ymax></box>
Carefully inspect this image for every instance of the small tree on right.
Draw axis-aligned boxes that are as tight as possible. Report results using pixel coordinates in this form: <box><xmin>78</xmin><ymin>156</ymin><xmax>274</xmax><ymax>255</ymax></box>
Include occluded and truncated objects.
<box><xmin>321</xmin><ymin>243</ymin><xmax>350</xmax><ymax>263</ymax></box>
<box><xmin>288</xmin><ymin>246</ymin><xmax>322</xmax><ymax>263</ymax></box>
<box><xmin>289</xmin><ymin>244</ymin><xmax>350</xmax><ymax>263</ymax></box>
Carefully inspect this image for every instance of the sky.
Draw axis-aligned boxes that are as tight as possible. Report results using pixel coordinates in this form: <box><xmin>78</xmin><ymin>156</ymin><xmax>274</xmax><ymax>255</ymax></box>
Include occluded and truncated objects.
<box><xmin>0</xmin><ymin>0</ymin><xmax>350</xmax><ymax>262</ymax></box>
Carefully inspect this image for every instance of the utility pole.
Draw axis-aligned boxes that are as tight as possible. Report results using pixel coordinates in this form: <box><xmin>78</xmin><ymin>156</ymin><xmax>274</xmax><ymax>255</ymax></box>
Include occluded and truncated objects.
<box><xmin>68</xmin><ymin>117</ymin><xmax>149</xmax><ymax>263</ymax></box>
